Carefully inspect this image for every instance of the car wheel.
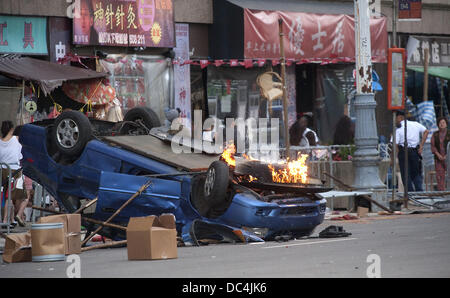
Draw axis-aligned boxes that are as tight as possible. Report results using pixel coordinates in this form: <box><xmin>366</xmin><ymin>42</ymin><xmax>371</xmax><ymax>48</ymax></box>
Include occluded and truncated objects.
<box><xmin>120</xmin><ymin>107</ymin><xmax>161</xmax><ymax>135</ymax></box>
<box><xmin>52</xmin><ymin>110</ymin><xmax>92</xmax><ymax>158</ymax></box>
<box><xmin>190</xmin><ymin>174</ymin><xmax>211</xmax><ymax>217</ymax></box>
<box><xmin>204</xmin><ymin>161</ymin><xmax>230</xmax><ymax>206</ymax></box>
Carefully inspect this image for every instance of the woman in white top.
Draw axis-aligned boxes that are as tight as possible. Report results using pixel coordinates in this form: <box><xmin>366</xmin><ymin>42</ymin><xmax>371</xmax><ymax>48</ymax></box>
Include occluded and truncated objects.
<box><xmin>1</xmin><ymin>120</ymin><xmax>24</xmax><ymax>225</ymax></box>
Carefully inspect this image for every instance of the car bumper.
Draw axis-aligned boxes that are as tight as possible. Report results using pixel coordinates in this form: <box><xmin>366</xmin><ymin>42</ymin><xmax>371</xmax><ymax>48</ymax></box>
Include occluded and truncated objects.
<box><xmin>215</xmin><ymin>193</ymin><xmax>327</xmax><ymax>239</ymax></box>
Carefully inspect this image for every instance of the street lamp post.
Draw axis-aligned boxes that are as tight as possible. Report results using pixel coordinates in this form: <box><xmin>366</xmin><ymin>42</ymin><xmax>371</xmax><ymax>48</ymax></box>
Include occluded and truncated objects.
<box><xmin>353</xmin><ymin>0</ymin><xmax>386</xmax><ymax>209</ymax></box>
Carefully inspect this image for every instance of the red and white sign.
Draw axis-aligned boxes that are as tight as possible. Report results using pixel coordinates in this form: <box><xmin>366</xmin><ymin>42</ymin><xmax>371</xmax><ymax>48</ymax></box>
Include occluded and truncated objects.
<box><xmin>244</xmin><ymin>9</ymin><xmax>388</xmax><ymax>63</ymax></box>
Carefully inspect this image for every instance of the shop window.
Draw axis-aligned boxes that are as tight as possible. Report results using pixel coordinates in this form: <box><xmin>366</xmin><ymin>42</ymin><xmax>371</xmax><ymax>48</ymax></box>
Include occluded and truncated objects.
<box><xmin>314</xmin><ymin>64</ymin><xmax>354</xmax><ymax>144</ymax></box>
<box><xmin>100</xmin><ymin>55</ymin><xmax>171</xmax><ymax>122</ymax></box>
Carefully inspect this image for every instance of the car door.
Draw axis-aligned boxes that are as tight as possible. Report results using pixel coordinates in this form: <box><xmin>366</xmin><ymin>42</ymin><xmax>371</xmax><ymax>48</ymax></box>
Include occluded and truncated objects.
<box><xmin>95</xmin><ymin>171</ymin><xmax>182</xmax><ymax>224</ymax></box>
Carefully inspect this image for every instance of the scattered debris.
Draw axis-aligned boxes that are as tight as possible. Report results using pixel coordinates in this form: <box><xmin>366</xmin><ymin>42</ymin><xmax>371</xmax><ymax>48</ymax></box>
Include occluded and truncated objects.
<box><xmin>319</xmin><ymin>226</ymin><xmax>352</xmax><ymax>238</ymax></box>
<box><xmin>274</xmin><ymin>235</ymin><xmax>292</xmax><ymax>242</ymax></box>
<box><xmin>330</xmin><ymin>214</ymin><xmax>359</xmax><ymax>221</ymax></box>
<box><xmin>357</xmin><ymin>207</ymin><xmax>369</xmax><ymax>218</ymax></box>
<box><xmin>81</xmin><ymin>240</ymin><xmax>127</xmax><ymax>252</ymax></box>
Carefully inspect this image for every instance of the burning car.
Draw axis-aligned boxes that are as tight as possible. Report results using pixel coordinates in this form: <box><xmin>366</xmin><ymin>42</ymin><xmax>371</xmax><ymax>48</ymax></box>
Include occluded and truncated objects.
<box><xmin>19</xmin><ymin>108</ymin><xmax>329</xmax><ymax>244</ymax></box>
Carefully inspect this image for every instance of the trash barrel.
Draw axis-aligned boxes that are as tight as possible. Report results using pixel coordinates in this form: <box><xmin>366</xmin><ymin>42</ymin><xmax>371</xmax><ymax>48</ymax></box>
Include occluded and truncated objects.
<box><xmin>31</xmin><ymin>223</ymin><xmax>65</xmax><ymax>262</ymax></box>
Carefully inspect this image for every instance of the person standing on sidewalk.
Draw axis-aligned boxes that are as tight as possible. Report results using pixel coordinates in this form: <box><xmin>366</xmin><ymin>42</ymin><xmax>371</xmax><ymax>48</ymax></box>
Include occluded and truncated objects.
<box><xmin>394</xmin><ymin>111</ymin><xmax>429</xmax><ymax>192</ymax></box>
<box><xmin>430</xmin><ymin>117</ymin><xmax>450</xmax><ymax>191</ymax></box>
<box><xmin>0</xmin><ymin>120</ymin><xmax>25</xmax><ymax>226</ymax></box>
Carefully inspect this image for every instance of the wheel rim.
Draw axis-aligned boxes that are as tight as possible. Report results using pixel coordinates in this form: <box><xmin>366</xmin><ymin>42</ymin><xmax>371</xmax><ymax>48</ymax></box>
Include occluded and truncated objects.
<box><xmin>204</xmin><ymin>167</ymin><xmax>216</xmax><ymax>197</ymax></box>
<box><xmin>56</xmin><ymin>119</ymin><xmax>79</xmax><ymax>149</ymax></box>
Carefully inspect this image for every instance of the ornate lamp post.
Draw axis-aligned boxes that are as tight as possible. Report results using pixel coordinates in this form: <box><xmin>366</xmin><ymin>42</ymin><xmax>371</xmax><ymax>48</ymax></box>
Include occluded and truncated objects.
<box><xmin>353</xmin><ymin>0</ymin><xmax>386</xmax><ymax>209</ymax></box>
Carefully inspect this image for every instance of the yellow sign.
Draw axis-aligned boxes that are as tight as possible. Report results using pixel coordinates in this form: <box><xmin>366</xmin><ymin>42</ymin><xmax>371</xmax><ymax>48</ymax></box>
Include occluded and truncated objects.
<box><xmin>151</xmin><ymin>22</ymin><xmax>161</xmax><ymax>45</ymax></box>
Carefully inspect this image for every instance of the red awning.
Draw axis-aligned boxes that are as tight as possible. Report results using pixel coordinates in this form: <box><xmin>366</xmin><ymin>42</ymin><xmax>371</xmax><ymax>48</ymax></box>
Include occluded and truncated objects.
<box><xmin>244</xmin><ymin>9</ymin><xmax>388</xmax><ymax>63</ymax></box>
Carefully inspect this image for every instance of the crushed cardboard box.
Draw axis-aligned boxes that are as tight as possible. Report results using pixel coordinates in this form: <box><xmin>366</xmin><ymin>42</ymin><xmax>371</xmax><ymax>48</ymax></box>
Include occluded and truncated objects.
<box><xmin>38</xmin><ymin>214</ymin><xmax>81</xmax><ymax>255</ymax></box>
<box><xmin>127</xmin><ymin>214</ymin><xmax>177</xmax><ymax>260</ymax></box>
<box><xmin>2</xmin><ymin>232</ymin><xmax>32</xmax><ymax>263</ymax></box>
<box><xmin>357</xmin><ymin>207</ymin><xmax>369</xmax><ymax>218</ymax></box>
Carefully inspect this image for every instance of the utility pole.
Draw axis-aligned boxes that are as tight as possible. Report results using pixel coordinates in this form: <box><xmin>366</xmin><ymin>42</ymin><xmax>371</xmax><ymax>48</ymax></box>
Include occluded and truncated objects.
<box><xmin>279</xmin><ymin>19</ymin><xmax>290</xmax><ymax>159</ymax></box>
<box><xmin>353</xmin><ymin>0</ymin><xmax>386</xmax><ymax>209</ymax></box>
<box><xmin>392</xmin><ymin>0</ymin><xmax>397</xmax><ymax>47</ymax></box>
<box><xmin>392</xmin><ymin>0</ymin><xmax>398</xmax><ymax>202</ymax></box>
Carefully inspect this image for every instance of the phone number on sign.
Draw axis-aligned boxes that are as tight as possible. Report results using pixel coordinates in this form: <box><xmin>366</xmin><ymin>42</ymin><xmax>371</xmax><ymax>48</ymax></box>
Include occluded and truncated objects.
<box><xmin>129</xmin><ymin>34</ymin><xmax>146</xmax><ymax>45</ymax></box>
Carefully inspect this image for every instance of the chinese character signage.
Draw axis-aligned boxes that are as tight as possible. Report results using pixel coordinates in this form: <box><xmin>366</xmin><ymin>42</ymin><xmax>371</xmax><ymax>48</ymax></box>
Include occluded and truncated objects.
<box><xmin>407</xmin><ymin>36</ymin><xmax>450</xmax><ymax>67</ymax></box>
<box><xmin>73</xmin><ymin>0</ymin><xmax>175</xmax><ymax>47</ymax></box>
<box><xmin>49</xmin><ymin>17</ymin><xmax>72</xmax><ymax>64</ymax></box>
<box><xmin>244</xmin><ymin>9</ymin><xmax>388</xmax><ymax>63</ymax></box>
<box><xmin>399</xmin><ymin>0</ymin><xmax>422</xmax><ymax>21</ymax></box>
<box><xmin>0</xmin><ymin>15</ymin><xmax>48</xmax><ymax>55</ymax></box>
<box><xmin>388</xmin><ymin>48</ymin><xmax>406</xmax><ymax>111</ymax></box>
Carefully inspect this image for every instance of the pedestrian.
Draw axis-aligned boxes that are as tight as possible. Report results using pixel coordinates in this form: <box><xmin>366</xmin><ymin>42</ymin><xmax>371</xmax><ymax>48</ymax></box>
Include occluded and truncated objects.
<box><xmin>0</xmin><ymin>120</ymin><xmax>25</xmax><ymax>226</ymax></box>
<box><xmin>333</xmin><ymin>115</ymin><xmax>355</xmax><ymax>145</ymax></box>
<box><xmin>289</xmin><ymin>120</ymin><xmax>306</xmax><ymax>147</ymax></box>
<box><xmin>289</xmin><ymin>115</ymin><xmax>319</xmax><ymax>147</ymax></box>
<box><xmin>17</xmin><ymin>175</ymin><xmax>34</xmax><ymax>222</ymax></box>
<box><xmin>394</xmin><ymin>111</ymin><xmax>429</xmax><ymax>192</ymax></box>
<box><xmin>430</xmin><ymin>117</ymin><xmax>450</xmax><ymax>191</ymax></box>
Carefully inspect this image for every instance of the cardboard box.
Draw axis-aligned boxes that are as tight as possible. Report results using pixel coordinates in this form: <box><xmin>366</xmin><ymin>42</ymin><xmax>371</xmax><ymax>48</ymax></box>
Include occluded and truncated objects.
<box><xmin>31</xmin><ymin>223</ymin><xmax>65</xmax><ymax>261</ymax></box>
<box><xmin>357</xmin><ymin>207</ymin><xmax>369</xmax><ymax>218</ymax></box>
<box><xmin>38</xmin><ymin>214</ymin><xmax>81</xmax><ymax>255</ymax></box>
<box><xmin>127</xmin><ymin>214</ymin><xmax>177</xmax><ymax>260</ymax></box>
<box><xmin>2</xmin><ymin>232</ymin><xmax>32</xmax><ymax>263</ymax></box>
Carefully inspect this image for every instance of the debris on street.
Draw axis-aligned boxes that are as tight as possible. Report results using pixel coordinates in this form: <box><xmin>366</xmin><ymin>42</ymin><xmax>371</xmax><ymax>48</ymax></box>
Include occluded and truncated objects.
<box><xmin>318</xmin><ymin>226</ymin><xmax>352</xmax><ymax>238</ymax></box>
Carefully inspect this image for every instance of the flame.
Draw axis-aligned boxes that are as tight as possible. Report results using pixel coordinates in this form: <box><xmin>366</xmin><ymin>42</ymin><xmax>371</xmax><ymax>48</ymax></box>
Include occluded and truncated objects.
<box><xmin>269</xmin><ymin>154</ymin><xmax>309</xmax><ymax>184</ymax></box>
<box><xmin>221</xmin><ymin>143</ymin><xmax>236</xmax><ymax>167</ymax></box>
<box><xmin>248</xmin><ymin>175</ymin><xmax>258</xmax><ymax>182</ymax></box>
<box><xmin>242</xmin><ymin>153</ymin><xmax>257</xmax><ymax>161</ymax></box>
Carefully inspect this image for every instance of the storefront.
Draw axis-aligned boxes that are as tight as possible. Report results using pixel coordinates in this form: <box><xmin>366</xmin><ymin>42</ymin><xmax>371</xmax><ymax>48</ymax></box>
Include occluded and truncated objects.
<box><xmin>71</xmin><ymin>0</ymin><xmax>176</xmax><ymax>122</ymax></box>
<box><xmin>206</xmin><ymin>0</ymin><xmax>388</xmax><ymax>145</ymax></box>
<box><xmin>0</xmin><ymin>14</ymin><xmax>48</xmax><ymax>125</ymax></box>
<box><xmin>404</xmin><ymin>35</ymin><xmax>450</xmax><ymax>119</ymax></box>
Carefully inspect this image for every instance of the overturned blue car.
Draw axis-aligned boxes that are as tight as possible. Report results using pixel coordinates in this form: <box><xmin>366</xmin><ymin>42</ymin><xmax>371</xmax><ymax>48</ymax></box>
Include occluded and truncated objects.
<box><xmin>20</xmin><ymin>108</ymin><xmax>328</xmax><ymax>244</ymax></box>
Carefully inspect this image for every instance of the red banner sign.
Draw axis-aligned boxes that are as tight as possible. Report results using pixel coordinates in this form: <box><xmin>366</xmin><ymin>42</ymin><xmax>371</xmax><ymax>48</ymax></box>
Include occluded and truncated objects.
<box><xmin>73</xmin><ymin>0</ymin><xmax>174</xmax><ymax>47</ymax></box>
<box><xmin>244</xmin><ymin>9</ymin><xmax>388</xmax><ymax>63</ymax></box>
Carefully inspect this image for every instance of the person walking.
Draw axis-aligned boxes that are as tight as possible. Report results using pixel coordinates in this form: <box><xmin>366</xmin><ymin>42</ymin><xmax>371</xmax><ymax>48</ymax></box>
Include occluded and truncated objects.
<box><xmin>289</xmin><ymin>115</ymin><xmax>319</xmax><ymax>147</ymax></box>
<box><xmin>0</xmin><ymin>120</ymin><xmax>25</xmax><ymax>226</ymax></box>
<box><xmin>394</xmin><ymin>111</ymin><xmax>429</xmax><ymax>192</ymax></box>
<box><xmin>430</xmin><ymin>117</ymin><xmax>450</xmax><ymax>191</ymax></box>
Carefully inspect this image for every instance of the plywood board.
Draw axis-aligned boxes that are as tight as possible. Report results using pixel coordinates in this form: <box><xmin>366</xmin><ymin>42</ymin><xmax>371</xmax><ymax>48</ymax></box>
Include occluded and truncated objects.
<box><xmin>103</xmin><ymin>135</ymin><xmax>220</xmax><ymax>172</ymax></box>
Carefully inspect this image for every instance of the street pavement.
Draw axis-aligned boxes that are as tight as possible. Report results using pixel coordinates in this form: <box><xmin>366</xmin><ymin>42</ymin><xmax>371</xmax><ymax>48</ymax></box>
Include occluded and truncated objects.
<box><xmin>1</xmin><ymin>212</ymin><xmax>449</xmax><ymax>278</ymax></box>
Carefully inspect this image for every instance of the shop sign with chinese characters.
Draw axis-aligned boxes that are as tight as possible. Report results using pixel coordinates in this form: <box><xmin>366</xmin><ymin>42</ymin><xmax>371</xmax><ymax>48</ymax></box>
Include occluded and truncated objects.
<box><xmin>0</xmin><ymin>15</ymin><xmax>48</xmax><ymax>55</ymax></box>
<box><xmin>407</xmin><ymin>36</ymin><xmax>450</xmax><ymax>67</ymax></box>
<box><xmin>244</xmin><ymin>9</ymin><xmax>388</xmax><ymax>63</ymax></box>
<box><xmin>73</xmin><ymin>0</ymin><xmax>174</xmax><ymax>47</ymax></box>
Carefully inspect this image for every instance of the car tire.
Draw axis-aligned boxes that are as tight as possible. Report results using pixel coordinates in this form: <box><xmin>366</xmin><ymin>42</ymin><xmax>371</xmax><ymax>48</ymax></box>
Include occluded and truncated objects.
<box><xmin>204</xmin><ymin>161</ymin><xmax>230</xmax><ymax>207</ymax></box>
<box><xmin>52</xmin><ymin>110</ymin><xmax>92</xmax><ymax>158</ymax></box>
<box><xmin>120</xmin><ymin>107</ymin><xmax>161</xmax><ymax>135</ymax></box>
<box><xmin>190</xmin><ymin>174</ymin><xmax>210</xmax><ymax>217</ymax></box>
